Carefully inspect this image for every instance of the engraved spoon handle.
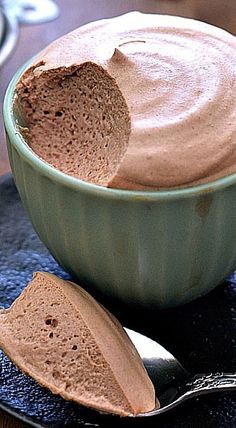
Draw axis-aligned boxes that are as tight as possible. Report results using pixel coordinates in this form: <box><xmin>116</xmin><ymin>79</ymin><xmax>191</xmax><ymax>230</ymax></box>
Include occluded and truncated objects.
<box><xmin>182</xmin><ymin>372</ymin><xmax>236</xmax><ymax>397</ymax></box>
<box><xmin>139</xmin><ymin>372</ymin><xmax>236</xmax><ymax>417</ymax></box>
<box><xmin>142</xmin><ymin>373</ymin><xmax>236</xmax><ymax>417</ymax></box>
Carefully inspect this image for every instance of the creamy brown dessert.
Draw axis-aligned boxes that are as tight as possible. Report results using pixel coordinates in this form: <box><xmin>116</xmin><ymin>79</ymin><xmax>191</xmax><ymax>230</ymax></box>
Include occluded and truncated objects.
<box><xmin>0</xmin><ymin>272</ymin><xmax>156</xmax><ymax>416</ymax></box>
<box><xmin>15</xmin><ymin>12</ymin><xmax>236</xmax><ymax>190</ymax></box>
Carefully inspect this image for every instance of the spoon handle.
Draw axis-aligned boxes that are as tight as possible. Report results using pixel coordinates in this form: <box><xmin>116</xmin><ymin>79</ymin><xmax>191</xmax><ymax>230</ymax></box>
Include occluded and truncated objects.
<box><xmin>183</xmin><ymin>372</ymin><xmax>236</xmax><ymax>397</ymax></box>
<box><xmin>137</xmin><ymin>372</ymin><xmax>236</xmax><ymax>417</ymax></box>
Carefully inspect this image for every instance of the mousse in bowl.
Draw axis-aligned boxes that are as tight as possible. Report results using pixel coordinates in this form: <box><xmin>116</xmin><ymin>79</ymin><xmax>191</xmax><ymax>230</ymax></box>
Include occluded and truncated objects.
<box><xmin>3</xmin><ymin>12</ymin><xmax>236</xmax><ymax>308</ymax></box>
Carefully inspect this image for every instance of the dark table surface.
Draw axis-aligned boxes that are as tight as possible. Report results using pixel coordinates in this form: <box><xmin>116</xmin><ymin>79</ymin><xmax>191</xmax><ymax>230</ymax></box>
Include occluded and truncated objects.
<box><xmin>0</xmin><ymin>1</ymin><xmax>236</xmax><ymax>427</ymax></box>
<box><xmin>0</xmin><ymin>173</ymin><xmax>236</xmax><ymax>427</ymax></box>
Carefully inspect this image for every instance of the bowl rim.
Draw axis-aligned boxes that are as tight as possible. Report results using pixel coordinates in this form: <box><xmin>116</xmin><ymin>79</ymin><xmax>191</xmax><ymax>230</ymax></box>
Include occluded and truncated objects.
<box><xmin>3</xmin><ymin>59</ymin><xmax>236</xmax><ymax>202</ymax></box>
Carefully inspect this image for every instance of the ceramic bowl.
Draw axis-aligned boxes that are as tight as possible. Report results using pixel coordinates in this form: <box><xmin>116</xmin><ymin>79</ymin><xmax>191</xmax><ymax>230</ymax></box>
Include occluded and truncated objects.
<box><xmin>3</xmin><ymin>62</ymin><xmax>236</xmax><ymax>308</ymax></box>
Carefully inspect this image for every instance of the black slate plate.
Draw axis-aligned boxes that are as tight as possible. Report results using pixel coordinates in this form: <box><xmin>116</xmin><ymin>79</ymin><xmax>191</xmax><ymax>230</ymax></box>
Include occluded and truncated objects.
<box><xmin>0</xmin><ymin>174</ymin><xmax>236</xmax><ymax>428</ymax></box>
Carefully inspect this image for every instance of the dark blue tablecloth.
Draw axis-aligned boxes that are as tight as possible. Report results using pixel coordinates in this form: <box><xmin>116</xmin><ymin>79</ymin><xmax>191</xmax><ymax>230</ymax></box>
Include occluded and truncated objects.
<box><xmin>0</xmin><ymin>174</ymin><xmax>235</xmax><ymax>428</ymax></box>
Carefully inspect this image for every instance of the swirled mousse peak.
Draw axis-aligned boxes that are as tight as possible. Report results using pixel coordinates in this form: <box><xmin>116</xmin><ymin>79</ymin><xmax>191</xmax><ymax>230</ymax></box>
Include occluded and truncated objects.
<box><xmin>16</xmin><ymin>12</ymin><xmax>236</xmax><ymax>189</ymax></box>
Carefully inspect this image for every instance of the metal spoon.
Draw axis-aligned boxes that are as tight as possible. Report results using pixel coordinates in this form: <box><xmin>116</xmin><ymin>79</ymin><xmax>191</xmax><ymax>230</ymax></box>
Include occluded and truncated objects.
<box><xmin>125</xmin><ymin>328</ymin><xmax>236</xmax><ymax>417</ymax></box>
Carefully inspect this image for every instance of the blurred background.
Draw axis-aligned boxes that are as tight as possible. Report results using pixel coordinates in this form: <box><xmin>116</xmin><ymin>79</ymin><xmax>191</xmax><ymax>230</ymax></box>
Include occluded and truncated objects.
<box><xmin>0</xmin><ymin>0</ymin><xmax>236</xmax><ymax>176</ymax></box>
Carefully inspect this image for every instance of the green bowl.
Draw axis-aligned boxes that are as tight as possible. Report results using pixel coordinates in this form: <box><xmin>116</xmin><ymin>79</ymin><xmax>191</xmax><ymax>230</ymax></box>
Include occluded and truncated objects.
<box><xmin>3</xmin><ymin>61</ymin><xmax>236</xmax><ymax>308</ymax></box>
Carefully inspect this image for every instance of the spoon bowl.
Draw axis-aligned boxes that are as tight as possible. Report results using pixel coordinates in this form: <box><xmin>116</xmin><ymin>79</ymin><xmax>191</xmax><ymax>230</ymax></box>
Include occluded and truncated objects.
<box><xmin>125</xmin><ymin>328</ymin><xmax>236</xmax><ymax>417</ymax></box>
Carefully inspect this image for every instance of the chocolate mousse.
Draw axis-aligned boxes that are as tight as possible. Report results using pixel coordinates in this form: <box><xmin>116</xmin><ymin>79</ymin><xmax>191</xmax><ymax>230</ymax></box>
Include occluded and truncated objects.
<box><xmin>0</xmin><ymin>272</ymin><xmax>156</xmax><ymax>416</ymax></box>
<box><xmin>15</xmin><ymin>12</ymin><xmax>236</xmax><ymax>190</ymax></box>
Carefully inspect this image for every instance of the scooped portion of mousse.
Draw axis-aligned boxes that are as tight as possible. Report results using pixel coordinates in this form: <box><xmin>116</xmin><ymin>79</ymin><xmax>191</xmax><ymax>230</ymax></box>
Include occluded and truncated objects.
<box><xmin>0</xmin><ymin>272</ymin><xmax>156</xmax><ymax>416</ymax></box>
<box><xmin>15</xmin><ymin>12</ymin><xmax>236</xmax><ymax>189</ymax></box>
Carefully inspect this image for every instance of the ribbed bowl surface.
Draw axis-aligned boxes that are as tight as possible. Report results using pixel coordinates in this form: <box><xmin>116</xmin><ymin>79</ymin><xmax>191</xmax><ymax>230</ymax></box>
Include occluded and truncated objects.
<box><xmin>4</xmin><ymin>62</ymin><xmax>236</xmax><ymax>308</ymax></box>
